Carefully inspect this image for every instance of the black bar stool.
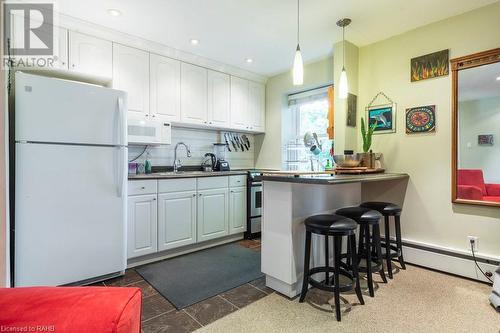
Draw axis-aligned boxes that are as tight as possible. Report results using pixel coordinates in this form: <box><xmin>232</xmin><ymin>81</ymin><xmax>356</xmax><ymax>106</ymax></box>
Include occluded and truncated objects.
<box><xmin>299</xmin><ymin>214</ymin><xmax>364</xmax><ymax>321</ymax></box>
<box><xmin>360</xmin><ymin>202</ymin><xmax>405</xmax><ymax>279</ymax></box>
<box><xmin>335</xmin><ymin>207</ymin><xmax>387</xmax><ymax>297</ymax></box>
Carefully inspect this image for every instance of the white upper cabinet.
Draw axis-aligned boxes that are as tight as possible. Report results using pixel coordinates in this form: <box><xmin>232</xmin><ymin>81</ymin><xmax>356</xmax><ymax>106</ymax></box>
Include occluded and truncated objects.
<box><xmin>150</xmin><ymin>54</ymin><xmax>181</xmax><ymax>122</ymax></box>
<box><xmin>248</xmin><ymin>81</ymin><xmax>266</xmax><ymax>132</ymax></box>
<box><xmin>113</xmin><ymin>44</ymin><xmax>149</xmax><ymax>116</ymax></box>
<box><xmin>181</xmin><ymin>63</ymin><xmax>208</xmax><ymax>125</ymax></box>
<box><xmin>230</xmin><ymin>76</ymin><xmax>249</xmax><ymax>130</ymax></box>
<box><xmin>69</xmin><ymin>31</ymin><xmax>112</xmax><ymax>79</ymax></box>
<box><xmin>34</xmin><ymin>27</ymin><xmax>266</xmax><ymax>132</ymax></box>
<box><xmin>207</xmin><ymin>70</ymin><xmax>230</xmax><ymax>128</ymax></box>
<box><xmin>55</xmin><ymin>28</ymin><xmax>69</xmax><ymax>70</ymax></box>
<box><xmin>8</xmin><ymin>14</ymin><xmax>67</xmax><ymax>70</ymax></box>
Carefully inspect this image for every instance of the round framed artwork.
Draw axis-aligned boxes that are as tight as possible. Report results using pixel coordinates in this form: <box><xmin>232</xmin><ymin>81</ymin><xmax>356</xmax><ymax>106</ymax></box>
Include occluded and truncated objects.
<box><xmin>405</xmin><ymin>105</ymin><xmax>436</xmax><ymax>134</ymax></box>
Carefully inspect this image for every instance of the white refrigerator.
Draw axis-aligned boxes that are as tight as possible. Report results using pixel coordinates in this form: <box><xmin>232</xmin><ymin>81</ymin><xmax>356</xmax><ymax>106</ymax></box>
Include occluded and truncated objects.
<box><xmin>14</xmin><ymin>72</ymin><xmax>128</xmax><ymax>286</ymax></box>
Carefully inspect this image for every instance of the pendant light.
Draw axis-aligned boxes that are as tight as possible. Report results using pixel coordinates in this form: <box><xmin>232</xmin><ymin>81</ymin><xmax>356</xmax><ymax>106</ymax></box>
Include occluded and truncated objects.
<box><xmin>336</xmin><ymin>18</ymin><xmax>351</xmax><ymax>99</ymax></box>
<box><xmin>293</xmin><ymin>0</ymin><xmax>304</xmax><ymax>85</ymax></box>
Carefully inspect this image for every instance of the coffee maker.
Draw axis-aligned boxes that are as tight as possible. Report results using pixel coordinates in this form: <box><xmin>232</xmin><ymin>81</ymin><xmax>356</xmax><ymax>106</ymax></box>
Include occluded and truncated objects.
<box><xmin>213</xmin><ymin>143</ymin><xmax>230</xmax><ymax>171</ymax></box>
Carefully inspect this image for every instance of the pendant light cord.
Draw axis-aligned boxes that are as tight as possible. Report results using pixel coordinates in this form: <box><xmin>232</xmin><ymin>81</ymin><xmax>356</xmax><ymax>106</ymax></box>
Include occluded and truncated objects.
<box><xmin>342</xmin><ymin>25</ymin><xmax>345</xmax><ymax>69</ymax></box>
<box><xmin>297</xmin><ymin>0</ymin><xmax>300</xmax><ymax>45</ymax></box>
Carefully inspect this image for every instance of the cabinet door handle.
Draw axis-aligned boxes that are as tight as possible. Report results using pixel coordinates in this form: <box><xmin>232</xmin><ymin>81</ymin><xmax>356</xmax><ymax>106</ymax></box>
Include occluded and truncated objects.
<box><xmin>141</xmin><ymin>186</ymin><xmax>146</xmax><ymax>189</ymax></box>
<box><xmin>198</xmin><ymin>194</ymin><xmax>202</xmax><ymax>196</ymax></box>
<box><xmin>192</xmin><ymin>194</ymin><xmax>196</xmax><ymax>197</ymax></box>
<box><xmin>152</xmin><ymin>198</ymin><xmax>156</xmax><ymax>201</ymax></box>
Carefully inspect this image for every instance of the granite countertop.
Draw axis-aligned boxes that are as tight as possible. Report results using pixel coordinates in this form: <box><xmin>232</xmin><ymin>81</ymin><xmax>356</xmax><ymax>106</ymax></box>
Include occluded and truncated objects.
<box><xmin>256</xmin><ymin>172</ymin><xmax>409</xmax><ymax>185</ymax></box>
<box><xmin>129</xmin><ymin>170</ymin><xmax>249</xmax><ymax>180</ymax></box>
<box><xmin>128</xmin><ymin>168</ymin><xmax>277</xmax><ymax>180</ymax></box>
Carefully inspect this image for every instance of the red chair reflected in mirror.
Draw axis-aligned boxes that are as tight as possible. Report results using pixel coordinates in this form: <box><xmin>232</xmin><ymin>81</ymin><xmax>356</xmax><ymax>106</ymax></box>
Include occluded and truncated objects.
<box><xmin>457</xmin><ymin>169</ymin><xmax>500</xmax><ymax>203</ymax></box>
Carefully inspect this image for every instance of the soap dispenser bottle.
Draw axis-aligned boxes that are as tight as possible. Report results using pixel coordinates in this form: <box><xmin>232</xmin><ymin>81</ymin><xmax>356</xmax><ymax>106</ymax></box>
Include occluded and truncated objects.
<box><xmin>145</xmin><ymin>151</ymin><xmax>152</xmax><ymax>174</ymax></box>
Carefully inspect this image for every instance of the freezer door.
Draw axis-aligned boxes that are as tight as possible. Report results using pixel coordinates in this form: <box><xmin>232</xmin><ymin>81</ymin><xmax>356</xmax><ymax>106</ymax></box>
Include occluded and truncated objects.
<box><xmin>15</xmin><ymin>72</ymin><xmax>127</xmax><ymax>146</ymax></box>
<box><xmin>15</xmin><ymin>143</ymin><xmax>127</xmax><ymax>286</ymax></box>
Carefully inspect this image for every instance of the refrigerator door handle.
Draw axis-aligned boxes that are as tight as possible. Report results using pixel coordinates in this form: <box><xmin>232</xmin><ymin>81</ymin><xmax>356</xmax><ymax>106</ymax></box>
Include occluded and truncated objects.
<box><xmin>115</xmin><ymin>146</ymin><xmax>126</xmax><ymax>197</ymax></box>
<box><xmin>117</xmin><ymin>97</ymin><xmax>125</xmax><ymax>146</ymax></box>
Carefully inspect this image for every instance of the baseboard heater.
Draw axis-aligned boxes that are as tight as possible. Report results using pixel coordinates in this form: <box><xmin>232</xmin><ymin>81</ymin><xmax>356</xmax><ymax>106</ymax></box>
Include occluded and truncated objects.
<box><xmin>382</xmin><ymin>237</ymin><xmax>499</xmax><ymax>283</ymax></box>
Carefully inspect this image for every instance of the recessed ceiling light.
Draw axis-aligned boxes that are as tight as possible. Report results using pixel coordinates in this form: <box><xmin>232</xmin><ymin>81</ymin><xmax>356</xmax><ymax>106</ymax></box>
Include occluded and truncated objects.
<box><xmin>107</xmin><ymin>9</ymin><xmax>122</xmax><ymax>17</ymax></box>
<box><xmin>190</xmin><ymin>39</ymin><xmax>199</xmax><ymax>45</ymax></box>
<box><xmin>496</xmin><ymin>76</ymin><xmax>500</xmax><ymax>81</ymax></box>
<box><xmin>245</xmin><ymin>58</ymin><xmax>253</xmax><ymax>63</ymax></box>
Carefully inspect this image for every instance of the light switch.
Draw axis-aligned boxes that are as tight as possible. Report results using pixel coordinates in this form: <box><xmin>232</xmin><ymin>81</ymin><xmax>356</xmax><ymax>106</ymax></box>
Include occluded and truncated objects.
<box><xmin>467</xmin><ymin>142</ymin><xmax>472</xmax><ymax>149</ymax></box>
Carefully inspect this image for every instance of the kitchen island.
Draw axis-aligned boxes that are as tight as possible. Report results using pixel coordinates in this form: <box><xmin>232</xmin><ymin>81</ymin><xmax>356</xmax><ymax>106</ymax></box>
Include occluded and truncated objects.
<box><xmin>258</xmin><ymin>172</ymin><xmax>409</xmax><ymax>297</ymax></box>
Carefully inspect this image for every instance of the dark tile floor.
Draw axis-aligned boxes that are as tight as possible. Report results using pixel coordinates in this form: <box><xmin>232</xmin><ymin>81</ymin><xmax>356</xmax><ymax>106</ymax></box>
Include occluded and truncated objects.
<box><xmin>98</xmin><ymin>238</ymin><xmax>271</xmax><ymax>333</ymax></box>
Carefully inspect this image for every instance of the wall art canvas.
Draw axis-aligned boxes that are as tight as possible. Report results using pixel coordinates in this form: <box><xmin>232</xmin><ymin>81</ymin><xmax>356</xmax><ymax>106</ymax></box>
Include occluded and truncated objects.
<box><xmin>411</xmin><ymin>49</ymin><xmax>449</xmax><ymax>82</ymax></box>
<box><xmin>366</xmin><ymin>103</ymin><xmax>396</xmax><ymax>134</ymax></box>
<box><xmin>406</xmin><ymin>105</ymin><xmax>436</xmax><ymax>134</ymax></box>
<box><xmin>347</xmin><ymin>93</ymin><xmax>357</xmax><ymax>127</ymax></box>
<box><xmin>478</xmin><ymin>134</ymin><xmax>494</xmax><ymax>146</ymax></box>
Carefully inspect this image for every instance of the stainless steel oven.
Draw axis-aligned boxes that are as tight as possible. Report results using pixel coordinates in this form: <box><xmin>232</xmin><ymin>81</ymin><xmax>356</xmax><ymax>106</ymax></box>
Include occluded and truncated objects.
<box><xmin>246</xmin><ymin>172</ymin><xmax>263</xmax><ymax>239</ymax></box>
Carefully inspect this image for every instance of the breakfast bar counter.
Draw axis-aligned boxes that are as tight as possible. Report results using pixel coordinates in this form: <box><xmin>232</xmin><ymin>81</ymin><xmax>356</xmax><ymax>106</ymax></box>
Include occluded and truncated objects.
<box><xmin>256</xmin><ymin>172</ymin><xmax>408</xmax><ymax>185</ymax></box>
<box><xmin>259</xmin><ymin>172</ymin><xmax>409</xmax><ymax>297</ymax></box>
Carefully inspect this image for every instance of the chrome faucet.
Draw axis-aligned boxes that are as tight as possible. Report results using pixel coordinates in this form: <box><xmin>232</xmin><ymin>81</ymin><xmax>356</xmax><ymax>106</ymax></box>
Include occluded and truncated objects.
<box><xmin>173</xmin><ymin>142</ymin><xmax>192</xmax><ymax>172</ymax></box>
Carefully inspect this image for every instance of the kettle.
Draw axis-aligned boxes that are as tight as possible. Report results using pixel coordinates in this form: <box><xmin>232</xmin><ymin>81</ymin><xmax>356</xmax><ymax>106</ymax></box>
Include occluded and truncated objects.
<box><xmin>203</xmin><ymin>153</ymin><xmax>217</xmax><ymax>171</ymax></box>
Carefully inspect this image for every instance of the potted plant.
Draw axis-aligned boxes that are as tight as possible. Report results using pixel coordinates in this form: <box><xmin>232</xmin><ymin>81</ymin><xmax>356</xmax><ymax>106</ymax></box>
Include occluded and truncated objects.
<box><xmin>360</xmin><ymin>117</ymin><xmax>376</xmax><ymax>168</ymax></box>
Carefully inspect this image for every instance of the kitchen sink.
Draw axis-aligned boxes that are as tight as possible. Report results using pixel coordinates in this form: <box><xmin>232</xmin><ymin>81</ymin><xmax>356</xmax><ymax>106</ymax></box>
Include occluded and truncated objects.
<box><xmin>155</xmin><ymin>171</ymin><xmax>209</xmax><ymax>176</ymax></box>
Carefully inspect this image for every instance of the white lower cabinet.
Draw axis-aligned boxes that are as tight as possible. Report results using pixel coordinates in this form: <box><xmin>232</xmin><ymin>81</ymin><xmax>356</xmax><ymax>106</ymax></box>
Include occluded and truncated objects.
<box><xmin>127</xmin><ymin>194</ymin><xmax>157</xmax><ymax>258</ymax></box>
<box><xmin>127</xmin><ymin>176</ymin><xmax>245</xmax><ymax>259</ymax></box>
<box><xmin>197</xmin><ymin>188</ymin><xmax>229</xmax><ymax>242</ymax></box>
<box><xmin>229</xmin><ymin>187</ymin><xmax>247</xmax><ymax>234</ymax></box>
<box><xmin>157</xmin><ymin>191</ymin><xmax>197</xmax><ymax>251</ymax></box>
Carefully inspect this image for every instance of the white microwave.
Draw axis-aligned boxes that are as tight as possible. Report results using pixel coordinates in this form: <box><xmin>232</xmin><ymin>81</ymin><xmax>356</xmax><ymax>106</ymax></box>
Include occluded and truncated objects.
<box><xmin>127</xmin><ymin>116</ymin><xmax>171</xmax><ymax>145</ymax></box>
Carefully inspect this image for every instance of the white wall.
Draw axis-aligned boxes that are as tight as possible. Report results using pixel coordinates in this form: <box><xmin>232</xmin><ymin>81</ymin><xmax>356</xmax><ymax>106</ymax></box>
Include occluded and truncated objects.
<box><xmin>333</xmin><ymin>41</ymin><xmax>359</xmax><ymax>153</ymax></box>
<box><xmin>459</xmin><ymin>97</ymin><xmax>500</xmax><ymax>183</ymax></box>
<box><xmin>358</xmin><ymin>2</ymin><xmax>500</xmax><ymax>258</ymax></box>
<box><xmin>129</xmin><ymin>127</ymin><xmax>255</xmax><ymax>170</ymax></box>
<box><xmin>255</xmin><ymin>57</ymin><xmax>333</xmax><ymax>169</ymax></box>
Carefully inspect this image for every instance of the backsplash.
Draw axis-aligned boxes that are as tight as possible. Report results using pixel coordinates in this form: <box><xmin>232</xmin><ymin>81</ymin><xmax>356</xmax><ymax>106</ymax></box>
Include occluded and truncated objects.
<box><xmin>128</xmin><ymin>127</ymin><xmax>255</xmax><ymax>169</ymax></box>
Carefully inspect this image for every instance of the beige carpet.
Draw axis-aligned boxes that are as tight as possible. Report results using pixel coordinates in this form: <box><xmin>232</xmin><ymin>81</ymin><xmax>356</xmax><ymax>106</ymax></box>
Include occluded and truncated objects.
<box><xmin>197</xmin><ymin>265</ymin><xmax>499</xmax><ymax>333</ymax></box>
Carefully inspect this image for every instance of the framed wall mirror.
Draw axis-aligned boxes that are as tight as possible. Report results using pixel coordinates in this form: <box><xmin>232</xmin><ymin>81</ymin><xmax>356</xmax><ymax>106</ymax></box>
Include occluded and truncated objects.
<box><xmin>451</xmin><ymin>48</ymin><xmax>500</xmax><ymax>207</ymax></box>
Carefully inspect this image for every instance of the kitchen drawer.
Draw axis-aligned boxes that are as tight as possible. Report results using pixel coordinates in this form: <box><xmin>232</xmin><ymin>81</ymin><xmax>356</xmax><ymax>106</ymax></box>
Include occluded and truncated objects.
<box><xmin>197</xmin><ymin>176</ymin><xmax>229</xmax><ymax>190</ymax></box>
<box><xmin>158</xmin><ymin>178</ymin><xmax>197</xmax><ymax>193</ymax></box>
<box><xmin>229</xmin><ymin>175</ymin><xmax>247</xmax><ymax>187</ymax></box>
<box><xmin>128</xmin><ymin>180</ymin><xmax>157</xmax><ymax>196</ymax></box>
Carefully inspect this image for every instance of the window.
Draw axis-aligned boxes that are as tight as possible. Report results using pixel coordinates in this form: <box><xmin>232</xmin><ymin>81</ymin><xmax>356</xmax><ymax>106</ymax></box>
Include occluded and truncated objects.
<box><xmin>297</xmin><ymin>98</ymin><xmax>330</xmax><ymax>139</ymax></box>
<box><xmin>284</xmin><ymin>86</ymin><xmax>333</xmax><ymax>171</ymax></box>
<box><xmin>289</xmin><ymin>86</ymin><xmax>331</xmax><ymax>140</ymax></box>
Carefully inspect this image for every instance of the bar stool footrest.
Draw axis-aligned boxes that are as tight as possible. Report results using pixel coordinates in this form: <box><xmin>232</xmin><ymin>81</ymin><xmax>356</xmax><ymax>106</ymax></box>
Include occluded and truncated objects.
<box><xmin>380</xmin><ymin>243</ymin><xmax>401</xmax><ymax>258</ymax></box>
<box><xmin>307</xmin><ymin>266</ymin><xmax>355</xmax><ymax>293</ymax></box>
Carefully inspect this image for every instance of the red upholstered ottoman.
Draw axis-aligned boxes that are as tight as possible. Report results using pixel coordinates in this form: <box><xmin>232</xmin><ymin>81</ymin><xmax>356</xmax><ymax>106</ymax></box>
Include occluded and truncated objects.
<box><xmin>0</xmin><ymin>287</ymin><xmax>142</xmax><ymax>333</ymax></box>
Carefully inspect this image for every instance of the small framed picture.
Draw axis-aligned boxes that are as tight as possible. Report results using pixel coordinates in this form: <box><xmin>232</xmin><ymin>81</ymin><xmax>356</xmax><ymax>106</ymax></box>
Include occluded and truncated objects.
<box><xmin>406</xmin><ymin>105</ymin><xmax>436</xmax><ymax>134</ymax></box>
<box><xmin>366</xmin><ymin>103</ymin><xmax>396</xmax><ymax>134</ymax></box>
<box><xmin>347</xmin><ymin>93</ymin><xmax>357</xmax><ymax>127</ymax></box>
<box><xmin>411</xmin><ymin>49</ymin><xmax>449</xmax><ymax>82</ymax></box>
<box><xmin>478</xmin><ymin>135</ymin><xmax>494</xmax><ymax>146</ymax></box>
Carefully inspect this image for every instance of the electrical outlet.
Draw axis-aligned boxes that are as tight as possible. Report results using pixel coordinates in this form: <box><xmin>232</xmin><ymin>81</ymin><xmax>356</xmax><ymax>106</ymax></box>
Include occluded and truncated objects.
<box><xmin>467</xmin><ymin>236</ymin><xmax>479</xmax><ymax>251</ymax></box>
